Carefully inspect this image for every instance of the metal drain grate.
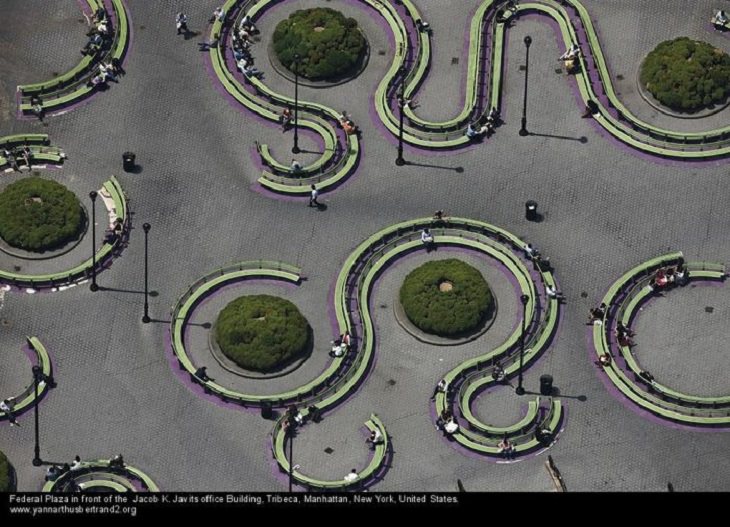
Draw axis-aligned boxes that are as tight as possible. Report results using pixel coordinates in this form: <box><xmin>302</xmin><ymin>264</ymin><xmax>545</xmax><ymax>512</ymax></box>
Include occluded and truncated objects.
<box><xmin>705</xmin><ymin>306</ymin><xmax>714</xmax><ymax>313</ymax></box>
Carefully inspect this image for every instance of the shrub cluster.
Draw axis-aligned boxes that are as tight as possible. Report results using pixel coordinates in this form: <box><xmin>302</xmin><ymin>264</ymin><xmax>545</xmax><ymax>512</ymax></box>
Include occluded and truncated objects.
<box><xmin>640</xmin><ymin>38</ymin><xmax>730</xmax><ymax>112</ymax></box>
<box><xmin>215</xmin><ymin>295</ymin><xmax>310</xmax><ymax>372</ymax></box>
<box><xmin>0</xmin><ymin>450</ymin><xmax>12</xmax><ymax>492</ymax></box>
<box><xmin>400</xmin><ymin>259</ymin><xmax>493</xmax><ymax>337</ymax></box>
<box><xmin>273</xmin><ymin>8</ymin><xmax>366</xmax><ymax>80</ymax></box>
<box><xmin>0</xmin><ymin>177</ymin><xmax>83</xmax><ymax>252</ymax></box>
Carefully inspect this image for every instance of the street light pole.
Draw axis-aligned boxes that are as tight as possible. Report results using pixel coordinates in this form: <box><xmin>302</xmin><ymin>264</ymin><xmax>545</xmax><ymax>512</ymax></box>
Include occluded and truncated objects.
<box><xmin>32</xmin><ymin>365</ymin><xmax>42</xmax><ymax>466</ymax></box>
<box><xmin>519</xmin><ymin>36</ymin><xmax>532</xmax><ymax>137</ymax></box>
<box><xmin>395</xmin><ymin>67</ymin><xmax>406</xmax><ymax>166</ymax></box>
<box><xmin>89</xmin><ymin>191</ymin><xmax>98</xmax><ymax>291</ymax></box>
<box><xmin>286</xmin><ymin>410</ymin><xmax>296</xmax><ymax>493</ymax></box>
<box><xmin>515</xmin><ymin>294</ymin><xmax>530</xmax><ymax>395</ymax></box>
<box><xmin>142</xmin><ymin>223</ymin><xmax>151</xmax><ymax>324</ymax></box>
<box><xmin>292</xmin><ymin>54</ymin><xmax>301</xmax><ymax>154</ymax></box>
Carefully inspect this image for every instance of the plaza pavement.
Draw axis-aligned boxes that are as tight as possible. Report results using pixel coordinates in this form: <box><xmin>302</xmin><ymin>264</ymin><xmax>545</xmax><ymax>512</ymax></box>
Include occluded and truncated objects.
<box><xmin>0</xmin><ymin>0</ymin><xmax>729</xmax><ymax>492</ymax></box>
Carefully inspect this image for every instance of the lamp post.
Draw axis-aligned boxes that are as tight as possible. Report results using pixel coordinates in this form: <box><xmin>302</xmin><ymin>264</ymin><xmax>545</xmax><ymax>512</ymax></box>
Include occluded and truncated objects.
<box><xmin>515</xmin><ymin>294</ymin><xmax>530</xmax><ymax>395</ymax></box>
<box><xmin>32</xmin><ymin>365</ymin><xmax>42</xmax><ymax>466</ymax></box>
<box><xmin>519</xmin><ymin>36</ymin><xmax>532</xmax><ymax>137</ymax></box>
<box><xmin>89</xmin><ymin>191</ymin><xmax>98</xmax><ymax>291</ymax></box>
<box><xmin>142</xmin><ymin>223</ymin><xmax>151</xmax><ymax>323</ymax></box>
<box><xmin>395</xmin><ymin>67</ymin><xmax>406</xmax><ymax>166</ymax></box>
<box><xmin>292</xmin><ymin>54</ymin><xmax>301</xmax><ymax>154</ymax></box>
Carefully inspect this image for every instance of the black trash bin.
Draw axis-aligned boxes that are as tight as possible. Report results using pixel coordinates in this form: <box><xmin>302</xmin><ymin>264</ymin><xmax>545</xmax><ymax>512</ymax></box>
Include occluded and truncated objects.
<box><xmin>260</xmin><ymin>401</ymin><xmax>273</xmax><ymax>420</ymax></box>
<box><xmin>540</xmin><ymin>374</ymin><xmax>553</xmax><ymax>396</ymax></box>
<box><xmin>122</xmin><ymin>152</ymin><xmax>136</xmax><ymax>172</ymax></box>
<box><xmin>525</xmin><ymin>200</ymin><xmax>538</xmax><ymax>221</ymax></box>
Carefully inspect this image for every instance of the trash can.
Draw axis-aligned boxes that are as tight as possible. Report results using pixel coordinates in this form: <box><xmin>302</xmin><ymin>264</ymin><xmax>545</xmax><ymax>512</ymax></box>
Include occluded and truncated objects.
<box><xmin>122</xmin><ymin>152</ymin><xmax>136</xmax><ymax>172</ymax></box>
<box><xmin>540</xmin><ymin>374</ymin><xmax>553</xmax><ymax>396</ymax></box>
<box><xmin>260</xmin><ymin>401</ymin><xmax>273</xmax><ymax>420</ymax></box>
<box><xmin>525</xmin><ymin>200</ymin><xmax>538</xmax><ymax>221</ymax></box>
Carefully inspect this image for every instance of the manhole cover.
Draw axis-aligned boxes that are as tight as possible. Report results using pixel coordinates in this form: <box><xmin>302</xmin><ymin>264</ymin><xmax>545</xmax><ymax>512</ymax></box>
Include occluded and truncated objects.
<box><xmin>705</xmin><ymin>306</ymin><xmax>714</xmax><ymax>313</ymax></box>
<box><xmin>1</xmin><ymin>319</ymin><xmax>10</xmax><ymax>327</ymax></box>
<box><xmin>379</xmin><ymin>303</ymin><xmax>387</xmax><ymax>309</ymax></box>
<box><xmin>452</xmin><ymin>57</ymin><xmax>459</xmax><ymax>65</ymax></box>
<box><xmin>324</xmin><ymin>447</ymin><xmax>334</xmax><ymax>454</ymax></box>
<box><xmin>580</xmin><ymin>292</ymin><xmax>588</xmax><ymax>298</ymax></box>
<box><xmin>519</xmin><ymin>65</ymin><xmax>526</xmax><ymax>71</ymax></box>
<box><xmin>388</xmin><ymin>379</ymin><xmax>396</xmax><ymax>386</ymax></box>
<box><xmin>378</xmin><ymin>50</ymin><xmax>386</xmax><ymax>56</ymax></box>
<box><xmin>616</xmin><ymin>74</ymin><xmax>624</xmax><ymax>80</ymax></box>
<box><xmin>13</xmin><ymin>266</ymin><xmax>21</xmax><ymax>272</ymax></box>
<box><xmin>554</xmin><ymin>68</ymin><xmax>563</xmax><ymax>74</ymax></box>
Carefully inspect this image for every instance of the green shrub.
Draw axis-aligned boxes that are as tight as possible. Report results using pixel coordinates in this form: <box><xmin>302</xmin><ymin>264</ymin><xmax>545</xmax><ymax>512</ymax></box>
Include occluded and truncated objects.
<box><xmin>215</xmin><ymin>295</ymin><xmax>310</xmax><ymax>372</ymax></box>
<box><xmin>400</xmin><ymin>259</ymin><xmax>493</xmax><ymax>337</ymax></box>
<box><xmin>0</xmin><ymin>177</ymin><xmax>83</xmax><ymax>252</ymax></box>
<box><xmin>0</xmin><ymin>450</ymin><xmax>12</xmax><ymax>492</ymax></box>
<box><xmin>273</xmin><ymin>8</ymin><xmax>366</xmax><ymax>80</ymax></box>
<box><xmin>640</xmin><ymin>37</ymin><xmax>730</xmax><ymax>112</ymax></box>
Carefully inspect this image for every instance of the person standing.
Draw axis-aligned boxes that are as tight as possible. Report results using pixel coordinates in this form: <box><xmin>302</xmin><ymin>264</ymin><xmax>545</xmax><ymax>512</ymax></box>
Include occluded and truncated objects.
<box><xmin>176</xmin><ymin>13</ymin><xmax>188</xmax><ymax>35</ymax></box>
<box><xmin>1</xmin><ymin>399</ymin><xmax>20</xmax><ymax>427</ymax></box>
<box><xmin>309</xmin><ymin>184</ymin><xmax>320</xmax><ymax>207</ymax></box>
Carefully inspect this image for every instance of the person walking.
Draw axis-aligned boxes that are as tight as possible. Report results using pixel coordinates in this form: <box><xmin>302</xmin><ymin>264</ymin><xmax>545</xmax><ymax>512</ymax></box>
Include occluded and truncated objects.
<box><xmin>309</xmin><ymin>184</ymin><xmax>320</xmax><ymax>207</ymax></box>
<box><xmin>1</xmin><ymin>399</ymin><xmax>20</xmax><ymax>427</ymax></box>
<box><xmin>176</xmin><ymin>13</ymin><xmax>189</xmax><ymax>35</ymax></box>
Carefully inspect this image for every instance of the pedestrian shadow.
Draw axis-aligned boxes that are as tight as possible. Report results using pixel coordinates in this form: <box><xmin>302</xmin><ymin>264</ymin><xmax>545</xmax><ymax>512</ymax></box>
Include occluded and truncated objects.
<box><xmin>314</xmin><ymin>203</ymin><xmax>328</xmax><ymax>212</ymax></box>
<box><xmin>184</xmin><ymin>30</ymin><xmax>202</xmax><ymax>41</ymax></box>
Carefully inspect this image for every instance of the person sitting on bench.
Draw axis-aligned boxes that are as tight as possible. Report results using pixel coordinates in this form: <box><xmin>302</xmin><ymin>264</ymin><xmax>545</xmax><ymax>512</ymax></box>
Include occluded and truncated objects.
<box><xmin>498</xmin><ymin>435</ymin><xmax>515</xmax><ymax>459</ymax></box>
<box><xmin>366</xmin><ymin>429</ymin><xmax>384</xmax><ymax>450</ymax></box>
<box><xmin>421</xmin><ymin>228</ymin><xmax>435</xmax><ymax>247</ymax></box>
<box><xmin>415</xmin><ymin>19</ymin><xmax>430</xmax><ymax>32</ymax></box>
<box><xmin>465</xmin><ymin>122</ymin><xmax>488</xmax><ymax>139</ymax></box>
<box><xmin>714</xmin><ymin>10</ymin><xmax>728</xmax><ymax>28</ymax></box>
<box><xmin>430</xmin><ymin>378</ymin><xmax>448</xmax><ymax>401</ymax></box>
<box><xmin>560</xmin><ymin>43</ymin><xmax>581</xmax><ymax>72</ymax></box>
<box><xmin>194</xmin><ymin>366</ymin><xmax>214</xmax><ymax>383</ymax></box>
<box><xmin>587</xmin><ymin>303</ymin><xmax>606</xmax><ymax>325</ymax></box>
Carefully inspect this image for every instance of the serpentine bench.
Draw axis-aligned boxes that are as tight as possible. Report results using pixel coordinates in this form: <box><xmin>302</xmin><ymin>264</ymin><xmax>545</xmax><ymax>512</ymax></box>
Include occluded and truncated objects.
<box><xmin>17</xmin><ymin>0</ymin><xmax>130</xmax><ymax>117</ymax></box>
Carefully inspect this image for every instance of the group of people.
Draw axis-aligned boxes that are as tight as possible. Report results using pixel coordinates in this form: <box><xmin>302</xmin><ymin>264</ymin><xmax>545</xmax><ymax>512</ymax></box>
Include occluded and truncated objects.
<box><xmin>465</xmin><ymin>107</ymin><xmax>500</xmax><ymax>140</ymax></box>
<box><xmin>330</xmin><ymin>332</ymin><xmax>352</xmax><ymax>358</ymax></box>
<box><xmin>587</xmin><ymin>303</ymin><xmax>607</xmax><ymax>325</ymax></box>
<box><xmin>2</xmin><ymin>145</ymin><xmax>32</xmax><ymax>171</ymax></box>
<box><xmin>82</xmin><ymin>7</ymin><xmax>111</xmax><ymax>56</ymax></box>
<box><xmin>436</xmin><ymin>409</ymin><xmax>459</xmax><ymax>436</ymax></box>
<box><xmin>87</xmin><ymin>59</ymin><xmax>124</xmax><ymax>88</ymax></box>
<box><xmin>523</xmin><ymin>242</ymin><xmax>552</xmax><ymax>273</ymax></box>
<box><xmin>649</xmin><ymin>262</ymin><xmax>688</xmax><ymax>291</ymax></box>
<box><xmin>233</xmin><ymin>14</ymin><xmax>262</xmax><ymax>78</ymax></box>
<box><xmin>1</xmin><ymin>398</ymin><xmax>19</xmax><ymax>427</ymax></box>
<box><xmin>595</xmin><ymin>322</ymin><xmax>635</xmax><ymax>367</ymax></box>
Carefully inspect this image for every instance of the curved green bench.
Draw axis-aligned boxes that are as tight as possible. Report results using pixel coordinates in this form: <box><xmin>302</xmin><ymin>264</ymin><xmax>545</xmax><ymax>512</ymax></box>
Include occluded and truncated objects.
<box><xmin>208</xmin><ymin>0</ymin><xmax>360</xmax><ymax>195</ymax></box>
<box><xmin>593</xmin><ymin>252</ymin><xmax>730</xmax><ymax>425</ymax></box>
<box><xmin>271</xmin><ymin>413</ymin><xmax>388</xmax><ymax>491</ymax></box>
<box><xmin>363</xmin><ymin>0</ymin><xmax>730</xmax><ymax>157</ymax></box>
<box><xmin>42</xmin><ymin>460</ymin><xmax>159</xmax><ymax>492</ymax></box>
<box><xmin>0</xmin><ymin>176</ymin><xmax>128</xmax><ymax>289</ymax></box>
<box><xmin>0</xmin><ymin>337</ymin><xmax>53</xmax><ymax>422</ymax></box>
<box><xmin>18</xmin><ymin>0</ymin><xmax>130</xmax><ymax>117</ymax></box>
<box><xmin>0</xmin><ymin>134</ymin><xmax>65</xmax><ymax>170</ymax></box>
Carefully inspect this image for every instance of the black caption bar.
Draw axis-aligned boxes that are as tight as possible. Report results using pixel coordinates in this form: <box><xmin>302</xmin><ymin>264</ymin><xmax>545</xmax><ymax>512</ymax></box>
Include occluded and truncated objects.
<box><xmin>2</xmin><ymin>492</ymin><xmax>462</xmax><ymax>518</ymax></box>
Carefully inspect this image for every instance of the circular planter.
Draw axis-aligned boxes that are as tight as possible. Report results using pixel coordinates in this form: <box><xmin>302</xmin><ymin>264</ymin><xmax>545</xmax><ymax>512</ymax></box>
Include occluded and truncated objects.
<box><xmin>0</xmin><ymin>177</ymin><xmax>85</xmax><ymax>254</ymax></box>
<box><xmin>0</xmin><ymin>202</ymin><xmax>89</xmax><ymax>260</ymax></box>
<box><xmin>399</xmin><ymin>259</ymin><xmax>495</xmax><ymax>340</ymax></box>
<box><xmin>268</xmin><ymin>35</ymin><xmax>370</xmax><ymax>88</ymax></box>
<box><xmin>208</xmin><ymin>319</ymin><xmax>312</xmax><ymax>379</ymax></box>
<box><xmin>269</xmin><ymin>8</ymin><xmax>370</xmax><ymax>88</ymax></box>
<box><xmin>214</xmin><ymin>294</ymin><xmax>311</xmax><ymax>373</ymax></box>
<box><xmin>637</xmin><ymin>38</ymin><xmax>730</xmax><ymax>118</ymax></box>
<box><xmin>636</xmin><ymin>60</ymin><xmax>730</xmax><ymax>119</ymax></box>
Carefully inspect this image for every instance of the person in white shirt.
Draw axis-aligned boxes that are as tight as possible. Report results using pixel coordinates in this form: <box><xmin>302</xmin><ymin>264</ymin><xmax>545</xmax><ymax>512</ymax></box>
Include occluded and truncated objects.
<box><xmin>367</xmin><ymin>429</ymin><xmax>384</xmax><ymax>450</ymax></box>
<box><xmin>291</xmin><ymin>159</ymin><xmax>302</xmax><ymax>173</ymax></box>
<box><xmin>344</xmin><ymin>468</ymin><xmax>359</xmax><ymax>482</ymax></box>
<box><xmin>421</xmin><ymin>228</ymin><xmax>434</xmax><ymax>245</ymax></box>
<box><xmin>559</xmin><ymin>43</ymin><xmax>580</xmax><ymax>61</ymax></box>
<box><xmin>430</xmin><ymin>379</ymin><xmax>448</xmax><ymax>401</ymax></box>
<box><xmin>70</xmin><ymin>456</ymin><xmax>83</xmax><ymax>470</ymax></box>
<box><xmin>714</xmin><ymin>10</ymin><xmax>728</xmax><ymax>26</ymax></box>
<box><xmin>308</xmin><ymin>184</ymin><xmax>319</xmax><ymax>207</ymax></box>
